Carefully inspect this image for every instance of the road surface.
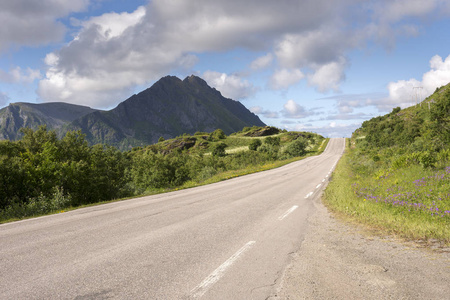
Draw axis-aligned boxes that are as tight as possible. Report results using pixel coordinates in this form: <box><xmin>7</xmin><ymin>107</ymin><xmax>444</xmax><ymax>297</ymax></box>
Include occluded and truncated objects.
<box><xmin>0</xmin><ymin>138</ymin><xmax>345</xmax><ymax>299</ymax></box>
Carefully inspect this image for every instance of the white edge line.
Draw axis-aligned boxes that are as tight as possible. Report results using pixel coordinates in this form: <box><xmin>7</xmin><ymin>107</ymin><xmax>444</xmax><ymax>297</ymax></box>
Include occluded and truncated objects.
<box><xmin>316</xmin><ymin>184</ymin><xmax>322</xmax><ymax>189</ymax></box>
<box><xmin>305</xmin><ymin>192</ymin><xmax>313</xmax><ymax>199</ymax></box>
<box><xmin>278</xmin><ymin>205</ymin><xmax>299</xmax><ymax>221</ymax></box>
<box><xmin>190</xmin><ymin>241</ymin><xmax>256</xmax><ymax>298</ymax></box>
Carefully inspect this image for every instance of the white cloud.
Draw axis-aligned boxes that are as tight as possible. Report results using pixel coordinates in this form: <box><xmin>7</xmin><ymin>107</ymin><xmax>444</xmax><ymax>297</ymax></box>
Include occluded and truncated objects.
<box><xmin>0</xmin><ymin>0</ymin><xmax>89</xmax><ymax>52</ymax></box>
<box><xmin>282</xmin><ymin>99</ymin><xmax>309</xmax><ymax>119</ymax></box>
<box><xmin>0</xmin><ymin>67</ymin><xmax>41</xmax><ymax>84</ymax></box>
<box><xmin>270</xmin><ymin>69</ymin><xmax>304</xmax><ymax>90</ymax></box>
<box><xmin>250</xmin><ymin>53</ymin><xmax>273</xmax><ymax>70</ymax></box>
<box><xmin>77</xmin><ymin>6</ymin><xmax>146</xmax><ymax>40</ymax></box>
<box><xmin>383</xmin><ymin>54</ymin><xmax>450</xmax><ymax>110</ymax></box>
<box><xmin>36</xmin><ymin>0</ymin><xmax>450</xmax><ymax>108</ymax></box>
<box><xmin>202</xmin><ymin>71</ymin><xmax>257</xmax><ymax>100</ymax></box>
<box><xmin>307</xmin><ymin>57</ymin><xmax>347</xmax><ymax>93</ymax></box>
<box><xmin>250</xmin><ymin>106</ymin><xmax>279</xmax><ymax>118</ymax></box>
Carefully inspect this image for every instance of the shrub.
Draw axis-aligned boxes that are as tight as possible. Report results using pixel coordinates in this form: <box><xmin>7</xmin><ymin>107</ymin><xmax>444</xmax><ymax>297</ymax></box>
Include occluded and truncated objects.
<box><xmin>264</xmin><ymin>136</ymin><xmax>280</xmax><ymax>146</ymax></box>
<box><xmin>257</xmin><ymin>143</ymin><xmax>278</xmax><ymax>159</ymax></box>
<box><xmin>211</xmin><ymin>142</ymin><xmax>227</xmax><ymax>157</ymax></box>
<box><xmin>209</xmin><ymin>129</ymin><xmax>226</xmax><ymax>141</ymax></box>
<box><xmin>249</xmin><ymin>139</ymin><xmax>262</xmax><ymax>151</ymax></box>
<box><xmin>284</xmin><ymin>137</ymin><xmax>307</xmax><ymax>158</ymax></box>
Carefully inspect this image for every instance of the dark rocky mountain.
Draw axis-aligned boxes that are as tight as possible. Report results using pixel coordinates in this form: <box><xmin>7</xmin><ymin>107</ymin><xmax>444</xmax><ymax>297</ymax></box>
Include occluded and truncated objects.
<box><xmin>0</xmin><ymin>102</ymin><xmax>98</xmax><ymax>140</ymax></box>
<box><xmin>0</xmin><ymin>75</ymin><xmax>265</xmax><ymax>149</ymax></box>
<box><xmin>66</xmin><ymin>75</ymin><xmax>265</xmax><ymax>149</ymax></box>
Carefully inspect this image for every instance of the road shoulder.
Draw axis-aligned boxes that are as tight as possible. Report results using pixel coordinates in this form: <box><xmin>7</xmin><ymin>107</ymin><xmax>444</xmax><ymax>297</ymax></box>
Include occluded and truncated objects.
<box><xmin>271</xmin><ymin>194</ymin><xmax>450</xmax><ymax>300</ymax></box>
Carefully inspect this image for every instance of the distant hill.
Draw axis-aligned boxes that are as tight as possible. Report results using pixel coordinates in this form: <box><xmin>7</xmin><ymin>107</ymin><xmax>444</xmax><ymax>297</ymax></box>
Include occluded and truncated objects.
<box><xmin>0</xmin><ymin>102</ymin><xmax>98</xmax><ymax>140</ymax></box>
<box><xmin>0</xmin><ymin>75</ymin><xmax>265</xmax><ymax>149</ymax></box>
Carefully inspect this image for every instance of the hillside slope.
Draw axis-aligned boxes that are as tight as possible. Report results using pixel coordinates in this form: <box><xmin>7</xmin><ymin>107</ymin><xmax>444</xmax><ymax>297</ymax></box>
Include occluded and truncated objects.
<box><xmin>324</xmin><ymin>82</ymin><xmax>450</xmax><ymax>244</ymax></box>
<box><xmin>354</xmin><ymin>82</ymin><xmax>450</xmax><ymax>150</ymax></box>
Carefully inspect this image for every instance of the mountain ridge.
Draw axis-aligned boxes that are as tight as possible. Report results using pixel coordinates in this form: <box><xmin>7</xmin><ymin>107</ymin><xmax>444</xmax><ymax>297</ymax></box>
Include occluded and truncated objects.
<box><xmin>0</xmin><ymin>102</ymin><xmax>99</xmax><ymax>140</ymax></box>
<box><xmin>0</xmin><ymin>75</ymin><xmax>265</xmax><ymax>149</ymax></box>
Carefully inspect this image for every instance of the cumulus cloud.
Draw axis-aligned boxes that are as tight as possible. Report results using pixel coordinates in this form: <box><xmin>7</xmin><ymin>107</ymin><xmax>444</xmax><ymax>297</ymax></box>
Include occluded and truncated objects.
<box><xmin>37</xmin><ymin>0</ymin><xmax>346</xmax><ymax>107</ymax></box>
<box><xmin>0</xmin><ymin>0</ymin><xmax>89</xmax><ymax>52</ymax></box>
<box><xmin>250</xmin><ymin>53</ymin><xmax>273</xmax><ymax>70</ymax></box>
<box><xmin>36</xmin><ymin>0</ymin><xmax>450</xmax><ymax>107</ymax></box>
<box><xmin>282</xmin><ymin>99</ymin><xmax>310</xmax><ymax>119</ymax></box>
<box><xmin>270</xmin><ymin>69</ymin><xmax>304</xmax><ymax>90</ymax></box>
<box><xmin>250</xmin><ymin>106</ymin><xmax>279</xmax><ymax>118</ymax></box>
<box><xmin>0</xmin><ymin>67</ymin><xmax>41</xmax><ymax>84</ymax></box>
<box><xmin>202</xmin><ymin>71</ymin><xmax>257</xmax><ymax>100</ymax></box>
<box><xmin>307</xmin><ymin>57</ymin><xmax>347</xmax><ymax>93</ymax></box>
<box><xmin>77</xmin><ymin>6</ymin><xmax>146</xmax><ymax>40</ymax></box>
<box><xmin>382</xmin><ymin>54</ymin><xmax>450</xmax><ymax>111</ymax></box>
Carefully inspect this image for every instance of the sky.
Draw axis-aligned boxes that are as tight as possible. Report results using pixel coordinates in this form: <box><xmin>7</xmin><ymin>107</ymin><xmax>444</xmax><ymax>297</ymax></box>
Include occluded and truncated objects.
<box><xmin>1</xmin><ymin>0</ymin><xmax>450</xmax><ymax>138</ymax></box>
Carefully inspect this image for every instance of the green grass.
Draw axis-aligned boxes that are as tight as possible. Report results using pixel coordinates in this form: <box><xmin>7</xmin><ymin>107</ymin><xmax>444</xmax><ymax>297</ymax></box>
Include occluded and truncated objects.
<box><xmin>324</xmin><ymin>144</ymin><xmax>450</xmax><ymax>245</ymax></box>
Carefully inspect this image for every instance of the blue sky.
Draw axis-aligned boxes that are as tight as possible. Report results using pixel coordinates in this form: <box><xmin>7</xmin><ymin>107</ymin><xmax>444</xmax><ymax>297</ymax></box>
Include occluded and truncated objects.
<box><xmin>1</xmin><ymin>0</ymin><xmax>450</xmax><ymax>137</ymax></box>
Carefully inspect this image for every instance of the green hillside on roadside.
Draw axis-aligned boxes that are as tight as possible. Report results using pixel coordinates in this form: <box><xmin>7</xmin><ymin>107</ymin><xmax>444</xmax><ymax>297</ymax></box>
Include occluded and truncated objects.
<box><xmin>325</xmin><ymin>83</ymin><xmax>450</xmax><ymax>245</ymax></box>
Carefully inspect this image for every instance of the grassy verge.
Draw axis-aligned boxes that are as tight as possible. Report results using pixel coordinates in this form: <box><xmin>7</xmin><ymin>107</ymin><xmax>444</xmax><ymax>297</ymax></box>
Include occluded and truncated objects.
<box><xmin>324</xmin><ymin>144</ymin><xmax>450</xmax><ymax>245</ymax></box>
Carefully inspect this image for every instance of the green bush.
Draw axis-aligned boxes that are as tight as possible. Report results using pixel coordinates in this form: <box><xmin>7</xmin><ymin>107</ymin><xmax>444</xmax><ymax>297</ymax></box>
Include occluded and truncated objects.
<box><xmin>249</xmin><ymin>139</ymin><xmax>262</xmax><ymax>151</ymax></box>
<box><xmin>211</xmin><ymin>142</ymin><xmax>227</xmax><ymax>157</ymax></box>
<box><xmin>257</xmin><ymin>143</ymin><xmax>278</xmax><ymax>159</ymax></box>
<box><xmin>284</xmin><ymin>138</ymin><xmax>307</xmax><ymax>158</ymax></box>
<box><xmin>264</xmin><ymin>136</ymin><xmax>280</xmax><ymax>146</ymax></box>
<box><xmin>209</xmin><ymin>129</ymin><xmax>226</xmax><ymax>141</ymax></box>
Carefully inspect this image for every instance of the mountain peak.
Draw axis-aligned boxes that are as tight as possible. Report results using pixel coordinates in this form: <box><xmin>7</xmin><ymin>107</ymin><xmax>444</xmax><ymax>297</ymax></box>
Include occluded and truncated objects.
<box><xmin>183</xmin><ymin>75</ymin><xmax>208</xmax><ymax>86</ymax></box>
<box><xmin>1</xmin><ymin>75</ymin><xmax>266</xmax><ymax>149</ymax></box>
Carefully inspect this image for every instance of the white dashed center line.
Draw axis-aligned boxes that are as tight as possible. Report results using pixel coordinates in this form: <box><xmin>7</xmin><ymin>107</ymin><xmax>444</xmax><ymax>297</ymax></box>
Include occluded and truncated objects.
<box><xmin>278</xmin><ymin>205</ymin><xmax>299</xmax><ymax>220</ymax></box>
<box><xmin>190</xmin><ymin>241</ymin><xmax>256</xmax><ymax>298</ymax></box>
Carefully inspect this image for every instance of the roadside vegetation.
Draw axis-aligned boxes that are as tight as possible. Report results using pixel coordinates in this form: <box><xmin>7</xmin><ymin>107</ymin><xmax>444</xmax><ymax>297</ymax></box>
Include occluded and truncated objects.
<box><xmin>324</xmin><ymin>83</ymin><xmax>450</xmax><ymax>244</ymax></box>
<box><xmin>0</xmin><ymin>125</ymin><xmax>326</xmax><ymax>223</ymax></box>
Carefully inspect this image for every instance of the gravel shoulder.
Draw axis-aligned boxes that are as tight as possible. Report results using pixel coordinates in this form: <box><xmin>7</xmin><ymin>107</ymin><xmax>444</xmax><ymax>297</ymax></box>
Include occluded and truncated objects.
<box><xmin>271</xmin><ymin>193</ymin><xmax>450</xmax><ymax>300</ymax></box>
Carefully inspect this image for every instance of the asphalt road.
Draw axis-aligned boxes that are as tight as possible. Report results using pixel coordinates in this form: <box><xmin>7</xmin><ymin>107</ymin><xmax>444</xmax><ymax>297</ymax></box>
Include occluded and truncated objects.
<box><xmin>0</xmin><ymin>138</ymin><xmax>345</xmax><ymax>299</ymax></box>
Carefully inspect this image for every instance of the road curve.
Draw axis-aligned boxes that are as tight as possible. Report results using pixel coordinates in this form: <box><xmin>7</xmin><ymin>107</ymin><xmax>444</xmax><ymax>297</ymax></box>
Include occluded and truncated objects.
<box><xmin>0</xmin><ymin>138</ymin><xmax>345</xmax><ymax>299</ymax></box>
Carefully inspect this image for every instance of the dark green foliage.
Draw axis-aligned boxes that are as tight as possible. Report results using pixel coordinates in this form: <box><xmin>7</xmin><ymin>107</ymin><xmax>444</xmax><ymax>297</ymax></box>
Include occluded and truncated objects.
<box><xmin>248</xmin><ymin>139</ymin><xmax>262</xmax><ymax>151</ymax></box>
<box><xmin>257</xmin><ymin>143</ymin><xmax>279</xmax><ymax>160</ymax></box>
<box><xmin>264</xmin><ymin>136</ymin><xmax>280</xmax><ymax>146</ymax></box>
<box><xmin>158</xmin><ymin>136</ymin><xmax>165</xmax><ymax>142</ymax></box>
<box><xmin>0</xmin><ymin>126</ymin><xmax>130</xmax><ymax>214</ymax></box>
<box><xmin>352</xmin><ymin>83</ymin><xmax>450</xmax><ymax>172</ymax></box>
<box><xmin>284</xmin><ymin>137</ymin><xmax>307</xmax><ymax>158</ymax></box>
<box><xmin>209</xmin><ymin>129</ymin><xmax>226</xmax><ymax>141</ymax></box>
<box><xmin>211</xmin><ymin>142</ymin><xmax>227</xmax><ymax>157</ymax></box>
<box><xmin>194</xmin><ymin>131</ymin><xmax>209</xmax><ymax>136</ymax></box>
<box><xmin>129</xmin><ymin>151</ymin><xmax>189</xmax><ymax>192</ymax></box>
<box><xmin>0</xmin><ymin>125</ymin><xmax>324</xmax><ymax>221</ymax></box>
<box><xmin>429</xmin><ymin>87</ymin><xmax>450</xmax><ymax>148</ymax></box>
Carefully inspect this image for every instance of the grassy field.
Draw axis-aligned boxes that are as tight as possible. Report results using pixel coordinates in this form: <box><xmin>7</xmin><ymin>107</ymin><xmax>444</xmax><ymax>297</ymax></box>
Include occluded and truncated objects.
<box><xmin>324</xmin><ymin>140</ymin><xmax>450</xmax><ymax>245</ymax></box>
